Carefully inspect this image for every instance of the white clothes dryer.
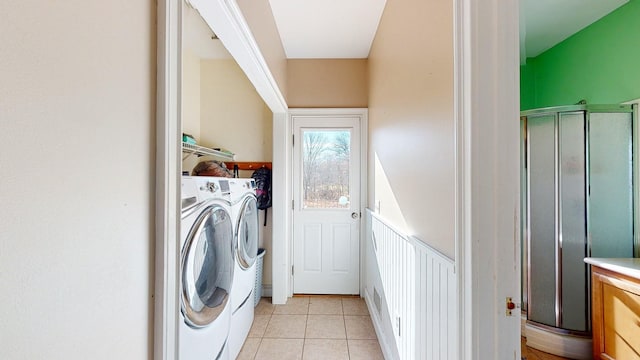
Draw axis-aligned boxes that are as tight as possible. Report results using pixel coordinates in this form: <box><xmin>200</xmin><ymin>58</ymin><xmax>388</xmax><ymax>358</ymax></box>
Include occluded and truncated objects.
<box><xmin>180</xmin><ymin>176</ymin><xmax>234</xmax><ymax>360</ymax></box>
<box><xmin>227</xmin><ymin>178</ymin><xmax>260</xmax><ymax>359</ymax></box>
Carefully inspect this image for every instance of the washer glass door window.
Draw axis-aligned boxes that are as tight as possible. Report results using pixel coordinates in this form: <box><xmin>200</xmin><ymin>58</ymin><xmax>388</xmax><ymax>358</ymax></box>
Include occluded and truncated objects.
<box><xmin>236</xmin><ymin>196</ymin><xmax>259</xmax><ymax>269</ymax></box>
<box><xmin>182</xmin><ymin>204</ymin><xmax>234</xmax><ymax>328</ymax></box>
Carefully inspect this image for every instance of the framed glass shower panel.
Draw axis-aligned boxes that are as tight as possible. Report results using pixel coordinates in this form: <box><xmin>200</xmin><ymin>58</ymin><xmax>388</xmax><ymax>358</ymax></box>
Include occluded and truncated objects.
<box><xmin>589</xmin><ymin>112</ymin><xmax>634</xmax><ymax>258</ymax></box>
<box><xmin>558</xmin><ymin>112</ymin><xmax>587</xmax><ymax>332</ymax></box>
<box><xmin>527</xmin><ymin>114</ymin><xmax>557</xmax><ymax>327</ymax></box>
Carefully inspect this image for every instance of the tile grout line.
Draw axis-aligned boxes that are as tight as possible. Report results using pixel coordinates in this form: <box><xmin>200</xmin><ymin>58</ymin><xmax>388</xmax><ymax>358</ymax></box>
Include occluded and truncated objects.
<box><xmin>302</xmin><ymin>311</ymin><xmax>309</xmax><ymax>358</ymax></box>
<box><xmin>251</xmin><ymin>337</ymin><xmax>262</xmax><ymax>360</ymax></box>
<box><xmin>342</xmin><ymin>298</ymin><xmax>352</xmax><ymax>360</ymax></box>
<box><xmin>253</xmin><ymin>312</ymin><xmax>271</xmax><ymax>359</ymax></box>
<box><xmin>257</xmin><ymin>304</ymin><xmax>274</xmax><ymax>358</ymax></box>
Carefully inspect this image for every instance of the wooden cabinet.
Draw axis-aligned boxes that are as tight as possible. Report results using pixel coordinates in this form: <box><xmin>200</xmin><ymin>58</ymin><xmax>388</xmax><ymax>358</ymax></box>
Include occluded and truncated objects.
<box><xmin>591</xmin><ymin>264</ymin><xmax>640</xmax><ymax>359</ymax></box>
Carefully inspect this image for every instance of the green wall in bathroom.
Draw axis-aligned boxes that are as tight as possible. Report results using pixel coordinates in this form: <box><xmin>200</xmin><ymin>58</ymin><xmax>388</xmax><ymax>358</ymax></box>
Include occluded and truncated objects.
<box><xmin>521</xmin><ymin>0</ymin><xmax>640</xmax><ymax>110</ymax></box>
<box><xmin>520</xmin><ymin>63</ymin><xmax>535</xmax><ymax>110</ymax></box>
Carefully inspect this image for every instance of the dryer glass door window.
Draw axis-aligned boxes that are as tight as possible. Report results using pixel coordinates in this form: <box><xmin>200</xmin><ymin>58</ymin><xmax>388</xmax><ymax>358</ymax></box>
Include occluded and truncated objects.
<box><xmin>182</xmin><ymin>204</ymin><xmax>234</xmax><ymax>328</ymax></box>
<box><xmin>236</xmin><ymin>196</ymin><xmax>259</xmax><ymax>269</ymax></box>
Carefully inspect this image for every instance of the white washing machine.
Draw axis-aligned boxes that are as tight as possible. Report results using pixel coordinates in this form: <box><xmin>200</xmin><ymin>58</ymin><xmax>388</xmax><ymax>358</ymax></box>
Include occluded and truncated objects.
<box><xmin>180</xmin><ymin>176</ymin><xmax>234</xmax><ymax>360</ymax></box>
<box><xmin>227</xmin><ymin>178</ymin><xmax>260</xmax><ymax>359</ymax></box>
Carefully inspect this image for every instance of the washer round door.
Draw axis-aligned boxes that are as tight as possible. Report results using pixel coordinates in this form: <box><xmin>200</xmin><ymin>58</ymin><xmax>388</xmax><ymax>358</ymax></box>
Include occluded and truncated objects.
<box><xmin>236</xmin><ymin>195</ymin><xmax>259</xmax><ymax>270</ymax></box>
<box><xmin>181</xmin><ymin>204</ymin><xmax>234</xmax><ymax>328</ymax></box>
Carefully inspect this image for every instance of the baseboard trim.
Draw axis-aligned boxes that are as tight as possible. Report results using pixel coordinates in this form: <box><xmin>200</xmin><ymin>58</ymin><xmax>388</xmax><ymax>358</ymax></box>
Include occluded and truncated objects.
<box><xmin>364</xmin><ymin>287</ymin><xmax>397</xmax><ymax>360</ymax></box>
<box><xmin>261</xmin><ymin>284</ymin><xmax>272</xmax><ymax>298</ymax></box>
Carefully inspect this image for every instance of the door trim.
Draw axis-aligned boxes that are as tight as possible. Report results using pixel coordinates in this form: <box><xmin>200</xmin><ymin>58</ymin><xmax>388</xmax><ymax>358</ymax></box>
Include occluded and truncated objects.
<box><xmin>454</xmin><ymin>0</ymin><xmax>521</xmax><ymax>358</ymax></box>
<box><xmin>287</xmin><ymin>108</ymin><xmax>368</xmax><ymax>296</ymax></box>
<box><xmin>155</xmin><ymin>1</ymin><xmax>181</xmax><ymax>359</ymax></box>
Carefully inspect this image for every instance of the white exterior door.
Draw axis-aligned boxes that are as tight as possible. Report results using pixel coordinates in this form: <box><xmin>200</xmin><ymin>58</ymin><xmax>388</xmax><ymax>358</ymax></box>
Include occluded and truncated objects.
<box><xmin>292</xmin><ymin>114</ymin><xmax>362</xmax><ymax>294</ymax></box>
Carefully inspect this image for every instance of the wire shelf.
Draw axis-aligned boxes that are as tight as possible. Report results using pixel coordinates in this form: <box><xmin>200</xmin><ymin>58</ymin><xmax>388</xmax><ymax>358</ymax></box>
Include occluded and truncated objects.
<box><xmin>182</xmin><ymin>142</ymin><xmax>235</xmax><ymax>161</ymax></box>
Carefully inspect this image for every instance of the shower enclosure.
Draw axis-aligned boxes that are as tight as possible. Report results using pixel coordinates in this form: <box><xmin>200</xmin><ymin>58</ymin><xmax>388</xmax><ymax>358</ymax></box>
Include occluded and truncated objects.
<box><xmin>521</xmin><ymin>104</ymin><xmax>638</xmax><ymax>358</ymax></box>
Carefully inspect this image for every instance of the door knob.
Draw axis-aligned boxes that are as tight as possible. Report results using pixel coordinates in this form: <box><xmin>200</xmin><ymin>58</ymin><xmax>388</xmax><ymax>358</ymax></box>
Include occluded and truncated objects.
<box><xmin>351</xmin><ymin>212</ymin><xmax>359</xmax><ymax>219</ymax></box>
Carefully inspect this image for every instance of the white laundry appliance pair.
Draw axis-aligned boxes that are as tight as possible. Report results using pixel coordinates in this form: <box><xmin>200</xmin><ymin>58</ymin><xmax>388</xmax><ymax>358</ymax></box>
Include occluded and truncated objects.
<box><xmin>179</xmin><ymin>176</ymin><xmax>259</xmax><ymax>360</ymax></box>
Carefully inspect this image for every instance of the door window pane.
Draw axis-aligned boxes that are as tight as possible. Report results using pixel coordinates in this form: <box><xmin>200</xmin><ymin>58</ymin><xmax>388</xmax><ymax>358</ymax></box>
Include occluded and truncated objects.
<box><xmin>302</xmin><ymin>129</ymin><xmax>350</xmax><ymax>209</ymax></box>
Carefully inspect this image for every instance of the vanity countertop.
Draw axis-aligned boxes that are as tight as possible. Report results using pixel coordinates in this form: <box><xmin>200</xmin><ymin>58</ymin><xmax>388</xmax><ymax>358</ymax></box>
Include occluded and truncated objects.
<box><xmin>584</xmin><ymin>257</ymin><xmax>640</xmax><ymax>280</ymax></box>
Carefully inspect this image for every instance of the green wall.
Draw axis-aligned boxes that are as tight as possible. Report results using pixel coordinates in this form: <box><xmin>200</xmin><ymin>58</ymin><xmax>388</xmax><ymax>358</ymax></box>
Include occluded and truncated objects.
<box><xmin>520</xmin><ymin>63</ymin><xmax>535</xmax><ymax>110</ymax></box>
<box><xmin>521</xmin><ymin>0</ymin><xmax>640</xmax><ymax>110</ymax></box>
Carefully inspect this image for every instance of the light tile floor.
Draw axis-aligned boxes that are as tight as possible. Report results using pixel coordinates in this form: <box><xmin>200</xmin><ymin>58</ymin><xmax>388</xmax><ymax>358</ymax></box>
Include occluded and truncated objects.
<box><xmin>237</xmin><ymin>296</ymin><xmax>384</xmax><ymax>360</ymax></box>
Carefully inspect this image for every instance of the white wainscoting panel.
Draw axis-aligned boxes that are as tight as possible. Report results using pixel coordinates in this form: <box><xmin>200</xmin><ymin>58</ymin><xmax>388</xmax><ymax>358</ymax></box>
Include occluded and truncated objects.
<box><xmin>364</xmin><ymin>210</ymin><xmax>457</xmax><ymax>359</ymax></box>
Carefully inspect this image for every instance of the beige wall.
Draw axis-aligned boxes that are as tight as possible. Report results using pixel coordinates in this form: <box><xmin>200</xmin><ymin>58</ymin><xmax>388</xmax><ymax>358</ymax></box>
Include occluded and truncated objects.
<box><xmin>181</xmin><ymin>49</ymin><xmax>202</xmax><ymax>173</ymax></box>
<box><xmin>0</xmin><ymin>1</ymin><xmax>155</xmax><ymax>358</ymax></box>
<box><xmin>182</xmin><ymin>49</ymin><xmax>201</xmax><ymax>141</ymax></box>
<box><xmin>368</xmin><ymin>0</ymin><xmax>455</xmax><ymax>257</ymax></box>
<box><xmin>287</xmin><ymin>59</ymin><xmax>368</xmax><ymax>108</ymax></box>
<box><xmin>198</xmin><ymin>59</ymin><xmax>274</xmax><ymax>286</ymax></box>
<box><xmin>199</xmin><ymin>59</ymin><xmax>273</xmax><ymax>161</ymax></box>
<box><xmin>236</xmin><ymin>0</ymin><xmax>288</xmax><ymax>102</ymax></box>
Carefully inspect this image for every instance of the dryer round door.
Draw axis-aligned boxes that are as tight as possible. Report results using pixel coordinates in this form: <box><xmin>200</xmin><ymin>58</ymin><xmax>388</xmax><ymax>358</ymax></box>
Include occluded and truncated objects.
<box><xmin>181</xmin><ymin>203</ymin><xmax>234</xmax><ymax>328</ymax></box>
<box><xmin>236</xmin><ymin>195</ymin><xmax>259</xmax><ymax>270</ymax></box>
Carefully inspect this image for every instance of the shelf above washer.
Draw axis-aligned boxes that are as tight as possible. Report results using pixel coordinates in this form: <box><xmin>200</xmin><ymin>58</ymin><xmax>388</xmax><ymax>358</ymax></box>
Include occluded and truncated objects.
<box><xmin>182</xmin><ymin>142</ymin><xmax>235</xmax><ymax>161</ymax></box>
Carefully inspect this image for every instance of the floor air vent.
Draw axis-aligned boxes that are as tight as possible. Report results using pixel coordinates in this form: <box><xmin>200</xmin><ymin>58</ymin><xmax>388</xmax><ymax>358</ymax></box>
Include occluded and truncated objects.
<box><xmin>373</xmin><ymin>287</ymin><xmax>382</xmax><ymax>315</ymax></box>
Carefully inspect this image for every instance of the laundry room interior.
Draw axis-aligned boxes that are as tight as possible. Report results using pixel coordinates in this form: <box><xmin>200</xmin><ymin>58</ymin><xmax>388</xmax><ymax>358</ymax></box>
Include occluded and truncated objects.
<box><xmin>181</xmin><ymin>3</ymin><xmax>274</xmax><ymax>293</ymax></box>
<box><xmin>178</xmin><ymin>1</ymin><xmax>383</xmax><ymax>358</ymax></box>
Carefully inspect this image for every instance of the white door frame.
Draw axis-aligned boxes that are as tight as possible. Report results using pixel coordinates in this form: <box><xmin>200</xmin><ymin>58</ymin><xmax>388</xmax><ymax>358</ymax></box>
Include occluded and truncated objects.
<box><xmin>288</xmin><ymin>108</ymin><xmax>368</xmax><ymax>296</ymax></box>
<box><xmin>156</xmin><ymin>0</ymin><xmax>520</xmax><ymax>358</ymax></box>
<box><xmin>454</xmin><ymin>0</ymin><xmax>521</xmax><ymax>359</ymax></box>
<box><xmin>155</xmin><ymin>1</ymin><xmax>181</xmax><ymax>358</ymax></box>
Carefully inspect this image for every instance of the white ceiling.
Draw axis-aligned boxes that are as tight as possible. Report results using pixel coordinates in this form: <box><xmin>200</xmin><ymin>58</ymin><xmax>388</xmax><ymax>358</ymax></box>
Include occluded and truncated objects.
<box><xmin>185</xmin><ymin>0</ymin><xmax>629</xmax><ymax>61</ymax></box>
<box><xmin>522</xmin><ymin>0</ymin><xmax>628</xmax><ymax>58</ymax></box>
<box><xmin>268</xmin><ymin>0</ymin><xmax>387</xmax><ymax>59</ymax></box>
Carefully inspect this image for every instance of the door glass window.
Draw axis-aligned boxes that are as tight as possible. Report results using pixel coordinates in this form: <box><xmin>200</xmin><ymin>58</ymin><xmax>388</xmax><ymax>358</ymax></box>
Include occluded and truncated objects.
<box><xmin>182</xmin><ymin>205</ymin><xmax>234</xmax><ymax>327</ymax></box>
<box><xmin>301</xmin><ymin>129</ymin><xmax>351</xmax><ymax>209</ymax></box>
<box><xmin>237</xmin><ymin>197</ymin><xmax>259</xmax><ymax>269</ymax></box>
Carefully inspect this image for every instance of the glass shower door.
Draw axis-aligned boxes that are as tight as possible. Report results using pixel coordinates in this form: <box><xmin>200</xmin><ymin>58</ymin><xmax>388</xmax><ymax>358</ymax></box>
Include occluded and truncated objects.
<box><xmin>523</xmin><ymin>104</ymin><xmax>636</xmax><ymax>345</ymax></box>
<box><xmin>558</xmin><ymin>112</ymin><xmax>587</xmax><ymax>332</ymax></box>
<box><xmin>527</xmin><ymin>114</ymin><xmax>557</xmax><ymax>327</ymax></box>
